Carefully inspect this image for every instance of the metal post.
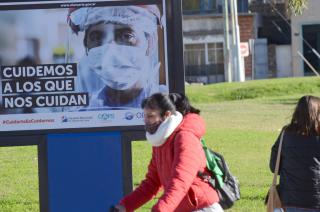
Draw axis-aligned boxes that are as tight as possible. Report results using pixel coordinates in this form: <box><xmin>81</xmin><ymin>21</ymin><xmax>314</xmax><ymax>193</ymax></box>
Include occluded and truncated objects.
<box><xmin>230</xmin><ymin>0</ymin><xmax>236</xmax><ymax>81</ymax></box>
<box><xmin>234</xmin><ymin>0</ymin><xmax>245</xmax><ymax>82</ymax></box>
<box><xmin>168</xmin><ymin>0</ymin><xmax>185</xmax><ymax>93</ymax></box>
<box><xmin>231</xmin><ymin>0</ymin><xmax>244</xmax><ymax>82</ymax></box>
<box><xmin>297</xmin><ymin>51</ymin><xmax>320</xmax><ymax>76</ymax></box>
<box><xmin>223</xmin><ymin>0</ymin><xmax>232</xmax><ymax>82</ymax></box>
<box><xmin>249</xmin><ymin>39</ymin><xmax>255</xmax><ymax>80</ymax></box>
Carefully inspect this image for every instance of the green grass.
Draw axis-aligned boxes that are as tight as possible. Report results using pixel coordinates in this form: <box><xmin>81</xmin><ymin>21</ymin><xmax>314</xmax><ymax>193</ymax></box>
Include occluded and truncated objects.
<box><xmin>131</xmin><ymin>76</ymin><xmax>320</xmax><ymax>211</ymax></box>
<box><xmin>0</xmin><ymin>146</ymin><xmax>39</xmax><ymax>212</ymax></box>
<box><xmin>132</xmin><ymin>99</ymin><xmax>290</xmax><ymax>211</ymax></box>
<box><xmin>1</xmin><ymin>76</ymin><xmax>320</xmax><ymax>211</ymax></box>
<box><xmin>186</xmin><ymin>76</ymin><xmax>320</xmax><ymax>102</ymax></box>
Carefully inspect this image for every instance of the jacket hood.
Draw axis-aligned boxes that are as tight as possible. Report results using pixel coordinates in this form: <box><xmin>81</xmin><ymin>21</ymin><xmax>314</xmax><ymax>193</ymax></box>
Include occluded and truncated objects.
<box><xmin>176</xmin><ymin>113</ymin><xmax>206</xmax><ymax>139</ymax></box>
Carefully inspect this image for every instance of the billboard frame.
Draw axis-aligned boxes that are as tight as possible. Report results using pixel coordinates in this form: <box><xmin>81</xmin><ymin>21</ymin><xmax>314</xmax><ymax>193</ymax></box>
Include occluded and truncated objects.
<box><xmin>0</xmin><ymin>0</ymin><xmax>184</xmax><ymax>211</ymax></box>
<box><xmin>0</xmin><ymin>0</ymin><xmax>184</xmax><ymax>139</ymax></box>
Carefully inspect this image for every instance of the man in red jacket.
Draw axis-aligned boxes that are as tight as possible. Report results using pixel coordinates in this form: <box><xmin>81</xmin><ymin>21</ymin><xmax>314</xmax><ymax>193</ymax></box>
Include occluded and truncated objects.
<box><xmin>115</xmin><ymin>93</ymin><xmax>222</xmax><ymax>212</ymax></box>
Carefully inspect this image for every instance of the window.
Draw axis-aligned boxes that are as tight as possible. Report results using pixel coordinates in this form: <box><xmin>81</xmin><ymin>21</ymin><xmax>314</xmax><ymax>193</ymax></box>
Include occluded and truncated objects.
<box><xmin>238</xmin><ymin>0</ymin><xmax>249</xmax><ymax>13</ymax></box>
<box><xmin>200</xmin><ymin>0</ymin><xmax>216</xmax><ymax>13</ymax></box>
<box><xmin>183</xmin><ymin>0</ymin><xmax>201</xmax><ymax>12</ymax></box>
<box><xmin>302</xmin><ymin>24</ymin><xmax>320</xmax><ymax>75</ymax></box>
<box><xmin>250</xmin><ymin>0</ymin><xmax>283</xmax><ymax>3</ymax></box>
<box><xmin>184</xmin><ymin>43</ymin><xmax>224</xmax><ymax>66</ymax></box>
<box><xmin>183</xmin><ymin>0</ymin><xmax>218</xmax><ymax>14</ymax></box>
<box><xmin>184</xmin><ymin>42</ymin><xmax>225</xmax><ymax>83</ymax></box>
<box><xmin>208</xmin><ymin>43</ymin><xmax>224</xmax><ymax>64</ymax></box>
<box><xmin>184</xmin><ymin>44</ymin><xmax>205</xmax><ymax>66</ymax></box>
<box><xmin>273</xmin><ymin>0</ymin><xmax>285</xmax><ymax>3</ymax></box>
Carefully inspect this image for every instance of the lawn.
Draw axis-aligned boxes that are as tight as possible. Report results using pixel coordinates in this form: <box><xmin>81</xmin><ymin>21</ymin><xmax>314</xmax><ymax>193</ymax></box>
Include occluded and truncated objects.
<box><xmin>131</xmin><ymin>77</ymin><xmax>320</xmax><ymax>211</ymax></box>
<box><xmin>1</xmin><ymin>76</ymin><xmax>320</xmax><ymax>211</ymax></box>
<box><xmin>0</xmin><ymin>146</ymin><xmax>38</xmax><ymax>212</ymax></box>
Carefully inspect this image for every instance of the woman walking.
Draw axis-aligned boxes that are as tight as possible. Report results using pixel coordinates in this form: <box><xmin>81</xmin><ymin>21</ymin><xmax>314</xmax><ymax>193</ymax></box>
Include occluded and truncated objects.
<box><xmin>114</xmin><ymin>93</ymin><xmax>222</xmax><ymax>212</ymax></box>
<box><xmin>269</xmin><ymin>95</ymin><xmax>320</xmax><ymax>212</ymax></box>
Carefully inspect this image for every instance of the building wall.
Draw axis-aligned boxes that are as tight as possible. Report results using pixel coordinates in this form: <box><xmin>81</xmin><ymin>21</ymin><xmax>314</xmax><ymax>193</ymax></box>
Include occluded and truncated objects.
<box><xmin>183</xmin><ymin>13</ymin><xmax>256</xmax><ymax>81</ymax></box>
<box><xmin>276</xmin><ymin>45</ymin><xmax>292</xmax><ymax>77</ymax></box>
<box><xmin>291</xmin><ymin>0</ymin><xmax>319</xmax><ymax>76</ymax></box>
<box><xmin>239</xmin><ymin>14</ymin><xmax>256</xmax><ymax>77</ymax></box>
<box><xmin>268</xmin><ymin>44</ymin><xmax>277</xmax><ymax>77</ymax></box>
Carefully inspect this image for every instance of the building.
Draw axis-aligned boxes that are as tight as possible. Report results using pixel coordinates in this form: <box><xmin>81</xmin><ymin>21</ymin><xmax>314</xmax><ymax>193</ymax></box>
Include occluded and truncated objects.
<box><xmin>182</xmin><ymin>0</ymin><xmax>294</xmax><ymax>83</ymax></box>
<box><xmin>183</xmin><ymin>0</ymin><xmax>257</xmax><ymax>84</ymax></box>
<box><xmin>249</xmin><ymin>0</ymin><xmax>292</xmax><ymax>78</ymax></box>
<box><xmin>291</xmin><ymin>0</ymin><xmax>320</xmax><ymax>77</ymax></box>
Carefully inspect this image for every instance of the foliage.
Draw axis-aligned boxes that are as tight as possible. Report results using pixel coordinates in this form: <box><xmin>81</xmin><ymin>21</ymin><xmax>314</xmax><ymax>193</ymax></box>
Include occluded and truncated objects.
<box><xmin>288</xmin><ymin>0</ymin><xmax>308</xmax><ymax>15</ymax></box>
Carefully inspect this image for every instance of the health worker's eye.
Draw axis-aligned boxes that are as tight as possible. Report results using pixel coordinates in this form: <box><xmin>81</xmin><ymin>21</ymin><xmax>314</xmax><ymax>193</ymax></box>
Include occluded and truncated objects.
<box><xmin>115</xmin><ymin>29</ymin><xmax>138</xmax><ymax>46</ymax></box>
<box><xmin>88</xmin><ymin>30</ymin><xmax>105</xmax><ymax>48</ymax></box>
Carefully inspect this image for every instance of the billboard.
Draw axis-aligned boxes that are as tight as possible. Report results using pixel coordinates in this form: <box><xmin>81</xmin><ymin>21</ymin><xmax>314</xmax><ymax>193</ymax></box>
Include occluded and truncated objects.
<box><xmin>0</xmin><ymin>0</ymin><xmax>168</xmax><ymax>132</ymax></box>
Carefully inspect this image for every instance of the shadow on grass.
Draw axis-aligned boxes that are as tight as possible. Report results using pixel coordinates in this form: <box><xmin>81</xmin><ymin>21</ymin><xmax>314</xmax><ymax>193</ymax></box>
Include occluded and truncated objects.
<box><xmin>241</xmin><ymin>195</ymin><xmax>265</xmax><ymax>201</ymax></box>
<box><xmin>266</xmin><ymin>97</ymin><xmax>299</xmax><ymax>105</ymax></box>
<box><xmin>0</xmin><ymin>198</ymin><xmax>38</xmax><ymax>206</ymax></box>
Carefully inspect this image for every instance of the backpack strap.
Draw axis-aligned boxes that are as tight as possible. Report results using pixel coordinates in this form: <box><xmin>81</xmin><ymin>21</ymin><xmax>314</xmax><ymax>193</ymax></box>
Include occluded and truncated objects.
<box><xmin>198</xmin><ymin>138</ymin><xmax>224</xmax><ymax>188</ymax></box>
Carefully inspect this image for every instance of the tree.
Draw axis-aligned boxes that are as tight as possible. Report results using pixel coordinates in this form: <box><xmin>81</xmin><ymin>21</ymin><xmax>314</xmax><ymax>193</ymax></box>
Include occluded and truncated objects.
<box><xmin>288</xmin><ymin>0</ymin><xmax>308</xmax><ymax>15</ymax></box>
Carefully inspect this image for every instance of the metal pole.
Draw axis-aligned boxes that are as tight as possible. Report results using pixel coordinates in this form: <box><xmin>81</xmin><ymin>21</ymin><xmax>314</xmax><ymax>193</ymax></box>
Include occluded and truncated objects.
<box><xmin>230</xmin><ymin>0</ymin><xmax>236</xmax><ymax>46</ymax></box>
<box><xmin>230</xmin><ymin>0</ymin><xmax>237</xmax><ymax>81</ymax></box>
<box><xmin>249</xmin><ymin>39</ymin><xmax>255</xmax><ymax>80</ymax></box>
<box><xmin>232</xmin><ymin>0</ymin><xmax>244</xmax><ymax>82</ymax></box>
<box><xmin>297</xmin><ymin>51</ymin><xmax>320</xmax><ymax>77</ymax></box>
<box><xmin>223</xmin><ymin>0</ymin><xmax>232</xmax><ymax>82</ymax></box>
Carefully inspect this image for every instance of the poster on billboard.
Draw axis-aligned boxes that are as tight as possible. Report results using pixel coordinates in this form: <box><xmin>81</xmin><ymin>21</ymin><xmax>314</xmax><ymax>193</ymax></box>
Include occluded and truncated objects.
<box><xmin>0</xmin><ymin>0</ymin><xmax>168</xmax><ymax>132</ymax></box>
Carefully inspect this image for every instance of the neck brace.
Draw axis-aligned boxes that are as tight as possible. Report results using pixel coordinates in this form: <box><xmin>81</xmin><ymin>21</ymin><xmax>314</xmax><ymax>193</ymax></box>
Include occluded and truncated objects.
<box><xmin>146</xmin><ymin>111</ymin><xmax>183</xmax><ymax>147</ymax></box>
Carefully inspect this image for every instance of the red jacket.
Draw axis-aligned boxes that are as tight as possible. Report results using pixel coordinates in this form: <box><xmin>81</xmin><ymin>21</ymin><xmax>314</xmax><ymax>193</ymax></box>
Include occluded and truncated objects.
<box><xmin>120</xmin><ymin>113</ymin><xmax>219</xmax><ymax>212</ymax></box>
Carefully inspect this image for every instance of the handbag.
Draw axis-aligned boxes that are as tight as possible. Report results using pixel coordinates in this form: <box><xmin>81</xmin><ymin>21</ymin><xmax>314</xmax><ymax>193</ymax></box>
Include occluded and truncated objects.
<box><xmin>266</xmin><ymin>129</ymin><xmax>285</xmax><ymax>212</ymax></box>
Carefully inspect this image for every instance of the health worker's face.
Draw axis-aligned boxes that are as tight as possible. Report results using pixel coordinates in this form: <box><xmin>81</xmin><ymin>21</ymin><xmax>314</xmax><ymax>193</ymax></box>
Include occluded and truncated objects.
<box><xmin>86</xmin><ymin>23</ymin><xmax>148</xmax><ymax>50</ymax></box>
<box><xmin>85</xmin><ymin>22</ymin><xmax>152</xmax><ymax>91</ymax></box>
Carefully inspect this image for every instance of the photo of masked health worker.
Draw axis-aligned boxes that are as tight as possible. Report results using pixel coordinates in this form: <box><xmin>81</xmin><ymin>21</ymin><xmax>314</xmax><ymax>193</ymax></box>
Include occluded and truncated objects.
<box><xmin>68</xmin><ymin>5</ymin><xmax>167</xmax><ymax>109</ymax></box>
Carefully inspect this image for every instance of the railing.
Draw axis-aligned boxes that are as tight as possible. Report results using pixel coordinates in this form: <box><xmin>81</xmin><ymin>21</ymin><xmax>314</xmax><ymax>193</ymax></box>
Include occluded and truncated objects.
<box><xmin>183</xmin><ymin>9</ymin><xmax>220</xmax><ymax>15</ymax></box>
<box><xmin>185</xmin><ymin>64</ymin><xmax>225</xmax><ymax>84</ymax></box>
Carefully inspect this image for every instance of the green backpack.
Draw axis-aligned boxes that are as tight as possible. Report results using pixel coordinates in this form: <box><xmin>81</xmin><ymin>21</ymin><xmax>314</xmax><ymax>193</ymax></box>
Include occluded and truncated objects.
<box><xmin>198</xmin><ymin>138</ymin><xmax>241</xmax><ymax>209</ymax></box>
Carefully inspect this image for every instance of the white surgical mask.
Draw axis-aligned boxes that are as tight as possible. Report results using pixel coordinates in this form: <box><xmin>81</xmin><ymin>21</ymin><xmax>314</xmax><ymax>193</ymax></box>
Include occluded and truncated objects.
<box><xmin>77</xmin><ymin>56</ymin><xmax>105</xmax><ymax>93</ymax></box>
<box><xmin>87</xmin><ymin>43</ymin><xmax>151</xmax><ymax>90</ymax></box>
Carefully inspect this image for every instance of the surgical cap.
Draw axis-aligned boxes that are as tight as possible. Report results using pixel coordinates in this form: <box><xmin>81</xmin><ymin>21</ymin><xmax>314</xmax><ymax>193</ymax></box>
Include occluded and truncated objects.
<box><xmin>68</xmin><ymin>5</ymin><xmax>161</xmax><ymax>35</ymax></box>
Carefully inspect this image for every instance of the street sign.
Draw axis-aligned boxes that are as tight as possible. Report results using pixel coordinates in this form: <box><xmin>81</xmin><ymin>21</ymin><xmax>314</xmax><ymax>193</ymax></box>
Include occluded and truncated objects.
<box><xmin>240</xmin><ymin>42</ymin><xmax>250</xmax><ymax>57</ymax></box>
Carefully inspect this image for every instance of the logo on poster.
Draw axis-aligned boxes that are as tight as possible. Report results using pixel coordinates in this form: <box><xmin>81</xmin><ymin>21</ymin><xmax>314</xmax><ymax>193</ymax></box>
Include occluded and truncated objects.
<box><xmin>124</xmin><ymin>111</ymin><xmax>144</xmax><ymax>120</ymax></box>
<box><xmin>98</xmin><ymin>113</ymin><xmax>115</xmax><ymax>121</ymax></box>
<box><xmin>135</xmin><ymin>112</ymin><xmax>144</xmax><ymax>119</ymax></box>
<box><xmin>125</xmin><ymin>112</ymin><xmax>134</xmax><ymax>120</ymax></box>
<box><xmin>62</xmin><ymin>116</ymin><xmax>68</xmax><ymax>123</ymax></box>
<box><xmin>61</xmin><ymin>115</ymin><xmax>93</xmax><ymax>123</ymax></box>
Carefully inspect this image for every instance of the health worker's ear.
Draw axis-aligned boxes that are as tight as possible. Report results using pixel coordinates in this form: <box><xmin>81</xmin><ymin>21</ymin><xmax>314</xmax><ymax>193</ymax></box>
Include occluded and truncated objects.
<box><xmin>83</xmin><ymin>31</ymin><xmax>89</xmax><ymax>55</ymax></box>
<box><xmin>146</xmin><ymin>33</ymin><xmax>156</xmax><ymax>56</ymax></box>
